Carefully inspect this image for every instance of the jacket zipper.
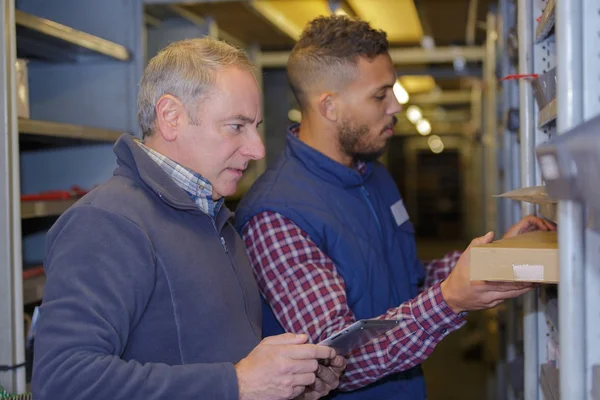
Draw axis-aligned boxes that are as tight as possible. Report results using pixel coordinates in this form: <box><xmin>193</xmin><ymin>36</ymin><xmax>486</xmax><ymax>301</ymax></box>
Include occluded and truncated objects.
<box><xmin>360</xmin><ymin>187</ymin><xmax>405</xmax><ymax>324</ymax></box>
<box><xmin>211</xmin><ymin>218</ymin><xmax>255</xmax><ymax>335</ymax></box>
<box><xmin>360</xmin><ymin>186</ymin><xmax>384</xmax><ymax>239</ymax></box>
<box><xmin>207</xmin><ymin>217</ymin><xmax>230</xmax><ymax>254</ymax></box>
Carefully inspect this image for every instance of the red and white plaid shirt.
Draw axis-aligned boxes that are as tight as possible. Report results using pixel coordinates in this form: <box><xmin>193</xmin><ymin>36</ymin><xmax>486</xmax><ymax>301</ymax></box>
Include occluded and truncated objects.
<box><xmin>242</xmin><ymin>211</ymin><xmax>465</xmax><ymax>391</ymax></box>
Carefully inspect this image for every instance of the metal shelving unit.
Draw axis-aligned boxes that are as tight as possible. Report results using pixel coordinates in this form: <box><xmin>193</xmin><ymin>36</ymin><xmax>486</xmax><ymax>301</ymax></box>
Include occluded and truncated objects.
<box><xmin>1</xmin><ymin>0</ymin><xmax>143</xmax><ymax>394</ymax></box>
<box><xmin>538</xmin><ymin>98</ymin><xmax>557</xmax><ymax>128</ymax></box>
<box><xmin>510</xmin><ymin>0</ymin><xmax>600</xmax><ymax>398</ymax></box>
<box><xmin>22</xmin><ymin>270</ymin><xmax>45</xmax><ymax>306</ymax></box>
<box><xmin>554</xmin><ymin>0</ymin><xmax>600</xmax><ymax>398</ymax></box>
<box><xmin>19</xmin><ymin>119</ymin><xmax>122</xmax><ymax>142</ymax></box>
<box><xmin>20</xmin><ymin>199</ymin><xmax>78</xmax><ymax>219</ymax></box>
<box><xmin>0</xmin><ymin>1</ymin><xmax>25</xmax><ymax>394</ymax></box>
<box><xmin>483</xmin><ymin>10</ymin><xmax>499</xmax><ymax>236</ymax></box>
<box><xmin>15</xmin><ymin>10</ymin><xmax>130</xmax><ymax>62</ymax></box>
<box><xmin>497</xmin><ymin>0</ymin><xmax>523</xmax><ymax>398</ymax></box>
<box><xmin>535</xmin><ymin>0</ymin><xmax>555</xmax><ymax>43</ymax></box>
<box><xmin>516</xmin><ymin>2</ymin><xmax>553</xmax><ymax>399</ymax></box>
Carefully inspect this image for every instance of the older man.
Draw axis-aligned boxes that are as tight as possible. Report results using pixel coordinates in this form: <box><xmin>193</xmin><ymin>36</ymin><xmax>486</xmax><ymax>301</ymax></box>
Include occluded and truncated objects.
<box><xmin>235</xmin><ymin>16</ymin><xmax>554</xmax><ymax>400</ymax></box>
<box><xmin>32</xmin><ymin>38</ymin><xmax>344</xmax><ymax>400</ymax></box>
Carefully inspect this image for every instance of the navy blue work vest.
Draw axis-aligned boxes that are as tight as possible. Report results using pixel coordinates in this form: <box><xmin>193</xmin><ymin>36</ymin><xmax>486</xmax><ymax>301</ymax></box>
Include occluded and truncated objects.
<box><xmin>235</xmin><ymin>127</ymin><xmax>427</xmax><ymax>400</ymax></box>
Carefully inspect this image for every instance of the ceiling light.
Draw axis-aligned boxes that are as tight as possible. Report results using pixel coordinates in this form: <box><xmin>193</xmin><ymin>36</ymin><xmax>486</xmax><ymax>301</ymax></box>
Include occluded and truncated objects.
<box><xmin>453</xmin><ymin>56</ymin><xmax>466</xmax><ymax>72</ymax></box>
<box><xmin>287</xmin><ymin>109</ymin><xmax>302</xmax><ymax>122</ymax></box>
<box><xmin>393</xmin><ymin>81</ymin><xmax>409</xmax><ymax>104</ymax></box>
<box><xmin>421</xmin><ymin>35</ymin><xmax>436</xmax><ymax>50</ymax></box>
<box><xmin>428</xmin><ymin>135</ymin><xmax>444</xmax><ymax>154</ymax></box>
<box><xmin>406</xmin><ymin>106</ymin><xmax>422</xmax><ymax>124</ymax></box>
<box><xmin>416</xmin><ymin>119</ymin><xmax>431</xmax><ymax>136</ymax></box>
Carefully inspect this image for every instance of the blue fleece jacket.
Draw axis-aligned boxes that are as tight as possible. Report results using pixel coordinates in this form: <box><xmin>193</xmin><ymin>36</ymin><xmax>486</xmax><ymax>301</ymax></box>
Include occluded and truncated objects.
<box><xmin>32</xmin><ymin>133</ymin><xmax>262</xmax><ymax>400</ymax></box>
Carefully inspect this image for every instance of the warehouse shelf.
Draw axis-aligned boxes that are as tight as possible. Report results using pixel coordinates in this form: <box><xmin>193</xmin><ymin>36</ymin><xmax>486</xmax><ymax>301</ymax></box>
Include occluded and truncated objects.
<box><xmin>19</xmin><ymin>119</ymin><xmax>122</xmax><ymax>142</ymax></box>
<box><xmin>2</xmin><ymin>1</ymin><xmax>142</xmax><ymax>392</ymax></box>
<box><xmin>22</xmin><ymin>267</ymin><xmax>45</xmax><ymax>305</ymax></box>
<box><xmin>21</xmin><ymin>199</ymin><xmax>78</xmax><ymax>219</ymax></box>
<box><xmin>538</xmin><ymin>98</ymin><xmax>557</xmax><ymax>128</ymax></box>
<box><xmin>535</xmin><ymin>0</ymin><xmax>555</xmax><ymax>43</ymax></box>
<box><xmin>15</xmin><ymin>10</ymin><xmax>130</xmax><ymax>62</ymax></box>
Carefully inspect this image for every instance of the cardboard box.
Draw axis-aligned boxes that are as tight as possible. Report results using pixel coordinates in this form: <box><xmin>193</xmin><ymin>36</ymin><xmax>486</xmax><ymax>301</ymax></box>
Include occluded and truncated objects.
<box><xmin>470</xmin><ymin>230</ymin><xmax>558</xmax><ymax>283</ymax></box>
<box><xmin>15</xmin><ymin>58</ymin><xmax>30</xmax><ymax>119</ymax></box>
<box><xmin>495</xmin><ymin>186</ymin><xmax>557</xmax><ymax>222</ymax></box>
<box><xmin>495</xmin><ymin>186</ymin><xmax>600</xmax><ymax>230</ymax></box>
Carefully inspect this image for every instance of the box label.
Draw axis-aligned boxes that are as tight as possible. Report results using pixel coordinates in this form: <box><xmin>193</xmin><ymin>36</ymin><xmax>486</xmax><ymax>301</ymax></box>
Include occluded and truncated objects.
<box><xmin>512</xmin><ymin>264</ymin><xmax>544</xmax><ymax>281</ymax></box>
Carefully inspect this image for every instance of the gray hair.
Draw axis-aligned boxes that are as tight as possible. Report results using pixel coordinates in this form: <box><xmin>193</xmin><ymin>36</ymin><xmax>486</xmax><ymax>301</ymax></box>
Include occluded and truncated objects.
<box><xmin>137</xmin><ymin>38</ymin><xmax>255</xmax><ymax>138</ymax></box>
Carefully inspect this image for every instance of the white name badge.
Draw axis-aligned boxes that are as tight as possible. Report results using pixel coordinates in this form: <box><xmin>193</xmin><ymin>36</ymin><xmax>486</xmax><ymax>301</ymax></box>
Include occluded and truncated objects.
<box><xmin>391</xmin><ymin>199</ymin><xmax>409</xmax><ymax>226</ymax></box>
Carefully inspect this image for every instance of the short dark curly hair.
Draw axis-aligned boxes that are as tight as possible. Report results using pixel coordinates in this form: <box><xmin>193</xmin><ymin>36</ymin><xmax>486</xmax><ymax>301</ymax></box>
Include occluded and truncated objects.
<box><xmin>287</xmin><ymin>16</ymin><xmax>389</xmax><ymax>111</ymax></box>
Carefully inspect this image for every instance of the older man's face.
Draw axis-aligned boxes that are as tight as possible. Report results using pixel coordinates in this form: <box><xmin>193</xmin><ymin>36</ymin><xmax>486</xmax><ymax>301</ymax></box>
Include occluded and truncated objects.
<box><xmin>177</xmin><ymin>66</ymin><xmax>264</xmax><ymax>199</ymax></box>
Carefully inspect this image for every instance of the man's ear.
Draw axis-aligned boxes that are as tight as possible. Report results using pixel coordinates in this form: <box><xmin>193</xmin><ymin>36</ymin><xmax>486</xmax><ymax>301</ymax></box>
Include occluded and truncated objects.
<box><xmin>317</xmin><ymin>92</ymin><xmax>339</xmax><ymax>123</ymax></box>
<box><xmin>155</xmin><ymin>94</ymin><xmax>186</xmax><ymax>142</ymax></box>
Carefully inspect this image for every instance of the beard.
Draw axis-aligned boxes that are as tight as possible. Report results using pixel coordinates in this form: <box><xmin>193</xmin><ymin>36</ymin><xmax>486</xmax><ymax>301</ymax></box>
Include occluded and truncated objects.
<box><xmin>338</xmin><ymin>117</ymin><xmax>392</xmax><ymax>162</ymax></box>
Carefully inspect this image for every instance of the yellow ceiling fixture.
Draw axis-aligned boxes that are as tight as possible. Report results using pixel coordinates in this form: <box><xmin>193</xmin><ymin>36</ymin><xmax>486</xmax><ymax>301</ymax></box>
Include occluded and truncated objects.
<box><xmin>248</xmin><ymin>0</ymin><xmax>303</xmax><ymax>41</ymax></box>
<box><xmin>347</xmin><ymin>0</ymin><xmax>424</xmax><ymax>44</ymax></box>
<box><xmin>251</xmin><ymin>0</ymin><xmax>333</xmax><ymax>40</ymax></box>
<box><xmin>334</xmin><ymin>8</ymin><xmax>349</xmax><ymax>17</ymax></box>
<box><xmin>399</xmin><ymin>75</ymin><xmax>436</xmax><ymax>94</ymax></box>
<box><xmin>393</xmin><ymin>80</ymin><xmax>409</xmax><ymax>104</ymax></box>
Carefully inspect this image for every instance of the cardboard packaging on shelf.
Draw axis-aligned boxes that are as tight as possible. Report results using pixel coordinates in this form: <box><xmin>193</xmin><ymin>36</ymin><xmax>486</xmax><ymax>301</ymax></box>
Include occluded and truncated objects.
<box><xmin>15</xmin><ymin>58</ymin><xmax>30</xmax><ymax>119</ymax></box>
<box><xmin>494</xmin><ymin>186</ymin><xmax>557</xmax><ymax>222</ymax></box>
<box><xmin>470</xmin><ymin>230</ymin><xmax>558</xmax><ymax>283</ymax></box>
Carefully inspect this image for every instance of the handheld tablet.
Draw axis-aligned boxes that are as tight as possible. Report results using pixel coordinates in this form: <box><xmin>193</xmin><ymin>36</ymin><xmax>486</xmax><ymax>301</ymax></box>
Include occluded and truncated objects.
<box><xmin>318</xmin><ymin>319</ymin><xmax>400</xmax><ymax>356</ymax></box>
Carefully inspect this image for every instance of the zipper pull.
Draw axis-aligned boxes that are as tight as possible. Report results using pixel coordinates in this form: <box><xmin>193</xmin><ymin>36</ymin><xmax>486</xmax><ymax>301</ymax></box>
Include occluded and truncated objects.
<box><xmin>220</xmin><ymin>237</ymin><xmax>228</xmax><ymax>253</ymax></box>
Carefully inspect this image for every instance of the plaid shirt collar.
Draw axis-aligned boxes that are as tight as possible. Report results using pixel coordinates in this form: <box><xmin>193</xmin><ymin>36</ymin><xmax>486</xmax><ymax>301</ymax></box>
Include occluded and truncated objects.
<box><xmin>289</xmin><ymin>124</ymin><xmax>368</xmax><ymax>176</ymax></box>
<box><xmin>136</xmin><ymin>140</ymin><xmax>223</xmax><ymax>218</ymax></box>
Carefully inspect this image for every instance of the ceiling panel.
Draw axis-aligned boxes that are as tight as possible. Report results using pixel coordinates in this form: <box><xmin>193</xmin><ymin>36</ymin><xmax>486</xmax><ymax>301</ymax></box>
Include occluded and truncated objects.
<box><xmin>262</xmin><ymin>0</ymin><xmax>332</xmax><ymax>34</ymax></box>
<box><xmin>421</xmin><ymin>0</ymin><xmax>492</xmax><ymax>45</ymax></box>
<box><xmin>348</xmin><ymin>0</ymin><xmax>423</xmax><ymax>44</ymax></box>
<box><xmin>181</xmin><ymin>0</ymin><xmax>490</xmax><ymax>56</ymax></box>
<box><xmin>184</xmin><ymin>1</ymin><xmax>295</xmax><ymax>50</ymax></box>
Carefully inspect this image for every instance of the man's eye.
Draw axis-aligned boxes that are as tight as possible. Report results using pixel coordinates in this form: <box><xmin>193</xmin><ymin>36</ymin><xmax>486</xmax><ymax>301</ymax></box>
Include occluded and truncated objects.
<box><xmin>375</xmin><ymin>95</ymin><xmax>385</xmax><ymax>101</ymax></box>
<box><xmin>230</xmin><ymin>124</ymin><xmax>242</xmax><ymax>131</ymax></box>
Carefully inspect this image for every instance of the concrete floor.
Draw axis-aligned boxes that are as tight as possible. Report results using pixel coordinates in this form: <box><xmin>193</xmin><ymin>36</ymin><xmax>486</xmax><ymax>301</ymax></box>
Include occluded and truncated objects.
<box><xmin>416</xmin><ymin>238</ymin><xmax>492</xmax><ymax>400</ymax></box>
<box><xmin>422</xmin><ymin>317</ymin><xmax>491</xmax><ymax>400</ymax></box>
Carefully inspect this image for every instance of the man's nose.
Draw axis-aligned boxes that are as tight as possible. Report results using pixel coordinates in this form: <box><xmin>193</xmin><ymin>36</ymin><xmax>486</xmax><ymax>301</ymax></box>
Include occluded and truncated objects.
<box><xmin>389</xmin><ymin>99</ymin><xmax>403</xmax><ymax>115</ymax></box>
<box><xmin>242</xmin><ymin>129</ymin><xmax>266</xmax><ymax>161</ymax></box>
